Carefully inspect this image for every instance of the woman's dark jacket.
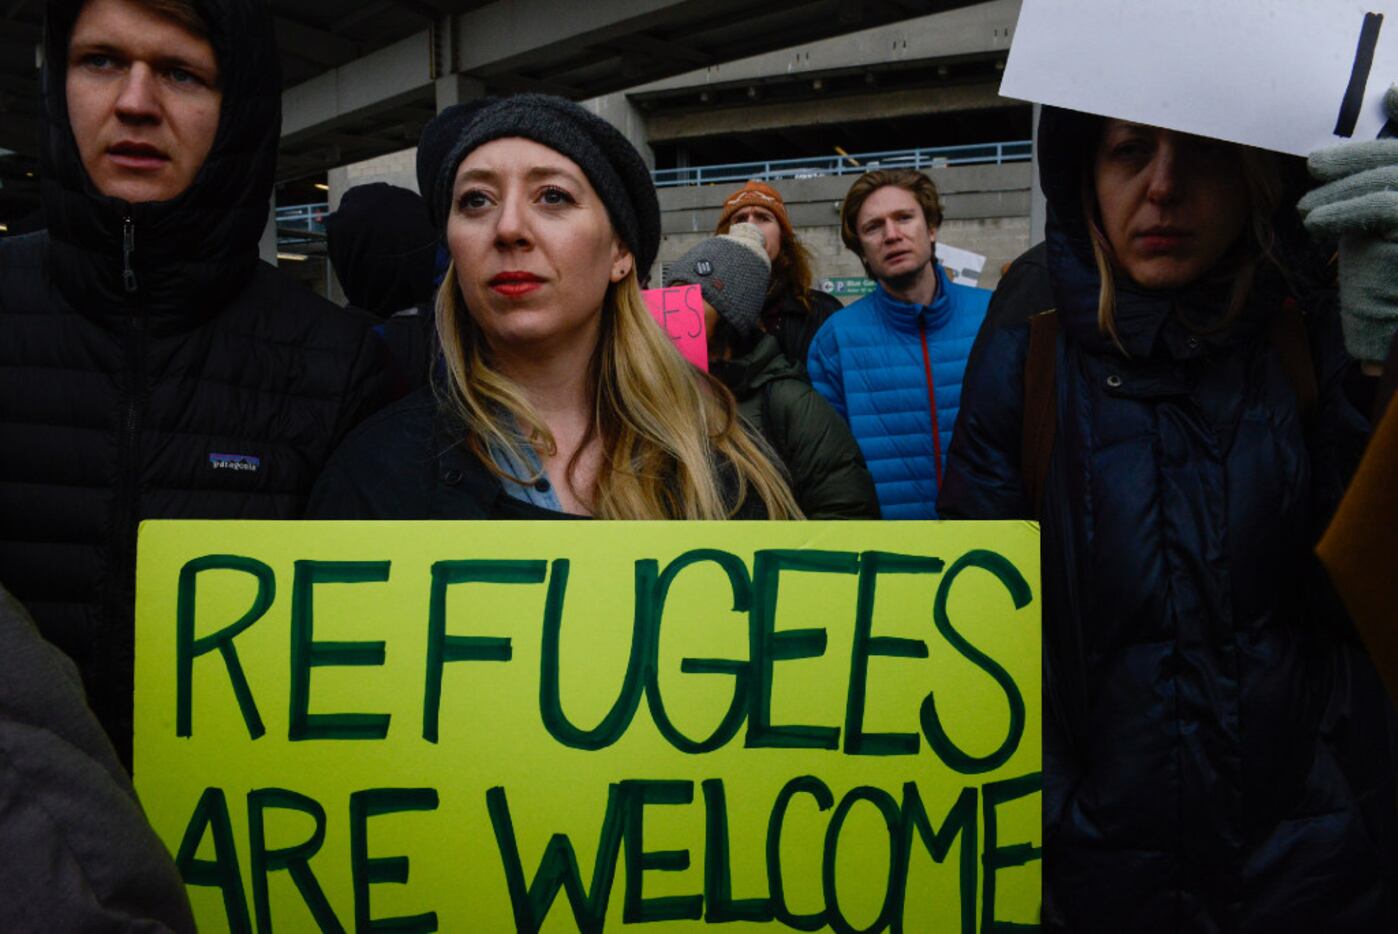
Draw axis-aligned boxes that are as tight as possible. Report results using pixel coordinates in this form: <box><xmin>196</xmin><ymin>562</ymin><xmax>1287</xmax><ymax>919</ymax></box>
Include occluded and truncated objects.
<box><xmin>308</xmin><ymin>388</ymin><xmax>767</xmax><ymax>520</ymax></box>
<box><xmin>763</xmin><ymin>287</ymin><xmax>842</xmax><ymax>378</ymax></box>
<box><xmin>715</xmin><ymin>334</ymin><xmax>878</xmax><ymax>519</ymax></box>
<box><xmin>939</xmin><ymin>107</ymin><xmax>1396</xmax><ymax>931</ymax></box>
<box><xmin>308</xmin><ymin>390</ymin><xmax>580</xmax><ymax>520</ymax></box>
<box><xmin>0</xmin><ymin>0</ymin><xmax>384</xmax><ymax>764</ymax></box>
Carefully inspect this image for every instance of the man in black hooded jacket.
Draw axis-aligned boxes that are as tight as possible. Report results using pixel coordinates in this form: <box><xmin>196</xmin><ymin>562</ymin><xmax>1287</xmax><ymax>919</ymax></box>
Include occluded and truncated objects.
<box><xmin>326</xmin><ymin>182</ymin><xmax>439</xmax><ymax>399</ymax></box>
<box><xmin>0</xmin><ymin>0</ymin><xmax>384</xmax><ymax>768</ymax></box>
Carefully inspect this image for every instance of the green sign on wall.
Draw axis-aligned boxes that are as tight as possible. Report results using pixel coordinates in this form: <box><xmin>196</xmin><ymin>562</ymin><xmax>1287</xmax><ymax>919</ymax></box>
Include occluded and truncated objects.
<box><xmin>819</xmin><ymin>277</ymin><xmax>877</xmax><ymax>298</ymax></box>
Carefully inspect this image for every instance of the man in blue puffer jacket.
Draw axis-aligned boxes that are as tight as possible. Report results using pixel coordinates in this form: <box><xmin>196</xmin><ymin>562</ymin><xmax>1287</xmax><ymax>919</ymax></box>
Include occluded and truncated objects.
<box><xmin>807</xmin><ymin>168</ymin><xmax>989</xmax><ymax>518</ymax></box>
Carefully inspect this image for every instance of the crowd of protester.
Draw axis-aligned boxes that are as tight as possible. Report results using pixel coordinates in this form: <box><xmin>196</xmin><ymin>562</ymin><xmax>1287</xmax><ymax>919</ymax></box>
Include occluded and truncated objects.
<box><xmin>0</xmin><ymin>0</ymin><xmax>1395</xmax><ymax>930</ymax></box>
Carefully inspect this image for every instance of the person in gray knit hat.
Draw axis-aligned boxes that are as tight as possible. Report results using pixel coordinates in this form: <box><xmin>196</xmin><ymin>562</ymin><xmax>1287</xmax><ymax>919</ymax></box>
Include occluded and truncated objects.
<box><xmin>665</xmin><ymin>226</ymin><xmax>878</xmax><ymax>520</ymax></box>
<box><xmin>665</xmin><ymin>222</ymin><xmax>771</xmax><ymax>339</ymax></box>
<box><xmin>309</xmin><ymin>95</ymin><xmax>803</xmax><ymax>521</ymax></box>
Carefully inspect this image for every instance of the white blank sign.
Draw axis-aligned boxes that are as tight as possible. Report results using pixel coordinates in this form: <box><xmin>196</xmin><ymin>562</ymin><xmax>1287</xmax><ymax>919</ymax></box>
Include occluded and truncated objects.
<box><xmin>1000</xmin><ymin>0</ymin><xmax>1397</xmax><ymax>156</ymax></box>
<box><xmin>936</xmin><ymin>243</ymin><xmax>988</xmax><ymax>289</ymax></box>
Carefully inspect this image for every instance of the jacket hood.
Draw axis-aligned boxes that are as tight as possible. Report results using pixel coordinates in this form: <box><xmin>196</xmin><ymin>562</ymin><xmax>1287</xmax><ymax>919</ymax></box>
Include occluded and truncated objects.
<box><xmin>326</xmin><ymin>183</ymin><xmax>438</xmax><ymax>317</ymax></box>
<box><xmin>41</xmin><ymin>0</ymin><xmax>281</xmax><ymax>324</ymax></box>
<box><xmin>1036</xmin><ymin>106</ymin><xmax>1324</xmax><ymax>358</ymax></box>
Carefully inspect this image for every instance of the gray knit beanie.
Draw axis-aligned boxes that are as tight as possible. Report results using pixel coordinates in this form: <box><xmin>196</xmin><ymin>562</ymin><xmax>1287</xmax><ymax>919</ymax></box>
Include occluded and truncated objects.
<box><xmin>432</xmin><ymin>94</ymin><xmax>662</xmax><ymax>277</ymax></box>
<box><xmin>664</xmin><ymin>223</ymin><xmax>771</xmax><ymax>337</ymax></box>
<box><xmin>416</xmin><ymin>98</ymin><xmax>497</xmax><ymax>211</ymax></box>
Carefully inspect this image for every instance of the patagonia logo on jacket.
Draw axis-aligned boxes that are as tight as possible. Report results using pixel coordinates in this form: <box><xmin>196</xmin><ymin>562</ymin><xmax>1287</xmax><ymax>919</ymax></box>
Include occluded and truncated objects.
<box><xmin>209</xmin><ymin>452</ymin><xmax>261</xmax><ymax>472</ymax></box>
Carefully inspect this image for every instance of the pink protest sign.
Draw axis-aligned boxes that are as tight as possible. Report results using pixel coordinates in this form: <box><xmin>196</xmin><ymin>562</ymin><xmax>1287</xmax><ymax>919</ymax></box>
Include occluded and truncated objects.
<box><xmin>642</xmin><ymin>284</ymin><xmax>708</xmax><ymax>372</ymax></box>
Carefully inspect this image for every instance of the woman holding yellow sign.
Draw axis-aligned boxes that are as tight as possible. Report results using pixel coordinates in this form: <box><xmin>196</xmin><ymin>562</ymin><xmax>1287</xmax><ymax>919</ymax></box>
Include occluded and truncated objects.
<box><xmin>940</xmin><ymin>104</ymin><xmax>1396</xmax><ymax>930</ymax></box>
<box><xmin>309</xmin><ymin>95</ymin><xmax>800</xmax><ymax>521</ymax></box>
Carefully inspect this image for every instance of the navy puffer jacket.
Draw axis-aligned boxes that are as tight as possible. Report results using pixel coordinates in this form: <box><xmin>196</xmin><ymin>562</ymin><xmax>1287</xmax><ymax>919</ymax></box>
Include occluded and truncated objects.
<box><xmin>939</xmin><ymin>108</ymin><xmax>1396</xmax><ymax>931</ymax></box>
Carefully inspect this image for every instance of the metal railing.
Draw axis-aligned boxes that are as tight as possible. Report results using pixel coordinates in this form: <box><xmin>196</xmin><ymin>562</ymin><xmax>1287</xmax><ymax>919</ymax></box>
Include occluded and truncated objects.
<box><xmin>273</xmin><ymin>139</ymin><xmax>1032</xmax><ymax>233</ymax></box>
<box><xmin>275</xmin><ymin>202</ymin><xmax>328</xmax><ymax>235</ymax></box>
<box><xmin>651</xmin><ymin>140</ymin><xmax>1031</xmax><ymax>188</ymax></box>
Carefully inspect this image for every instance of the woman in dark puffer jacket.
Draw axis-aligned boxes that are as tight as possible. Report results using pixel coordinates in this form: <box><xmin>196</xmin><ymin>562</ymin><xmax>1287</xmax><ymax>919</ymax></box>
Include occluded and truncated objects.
<box><xmin>939</xmin><ymin>107</ymin><xmax>1395</xmax><ymax>931</ymax></box>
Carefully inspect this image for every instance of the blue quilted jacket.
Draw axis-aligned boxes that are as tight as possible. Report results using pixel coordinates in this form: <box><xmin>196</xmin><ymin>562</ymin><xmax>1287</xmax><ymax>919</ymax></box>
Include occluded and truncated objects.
<box><xmin>806</xmin><ymin>262</ymin><xmax>989</xmax><ymax>518</ymax></box>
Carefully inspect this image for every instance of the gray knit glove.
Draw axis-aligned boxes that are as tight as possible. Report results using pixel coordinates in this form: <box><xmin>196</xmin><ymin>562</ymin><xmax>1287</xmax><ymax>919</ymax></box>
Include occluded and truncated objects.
<box><xmin>1297</xmin><ymin>85</ymin><xmax>1398</xmax><ymax>364</ymax></box>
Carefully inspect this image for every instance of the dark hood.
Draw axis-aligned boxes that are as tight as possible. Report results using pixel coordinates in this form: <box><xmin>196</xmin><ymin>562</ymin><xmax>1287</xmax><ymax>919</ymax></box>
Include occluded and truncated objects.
<box><xmin>41</xmin><ymin>0</ymin><xmax>281</xmax><ymax>327</ymax></box>
<box><xmin>326</xmin><ymin>183</ymin><xmax>437</xmax><ymax>316</ymax></box>
<box><xmin>1036</xmin><ymin>106</ymin><xmax>1323</xmax><ymax>358</ymax></box>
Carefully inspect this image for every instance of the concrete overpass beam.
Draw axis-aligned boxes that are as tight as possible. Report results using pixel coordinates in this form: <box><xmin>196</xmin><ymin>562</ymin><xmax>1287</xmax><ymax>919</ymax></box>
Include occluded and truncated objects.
<box><xmin>646</xmin><ymin>81</ymin><xmax>1007</xmax><ymax>142</ymax></box>
<box><xmin>629</xmin><ymin>0</ymin><xmax>1019</xmax><ymax>95</ymax></box>
<box><xmin>436</xmin><ymin>74</ymin><xmax>486</xmax><ymax>111</ymax></box>
<box><xmin>282</xmin><ymin>30</ymin><xmax>432</xmax><ymax>143</ymax></box>
<box><xmin>280</xmin><ymin>0</ymin><xmax>732</xmax><ymax>145</ymax></box>
<box><xmin>451</xmin><ymin>0</ymin><xmax>718</xmax><ymax>76</ymax></box>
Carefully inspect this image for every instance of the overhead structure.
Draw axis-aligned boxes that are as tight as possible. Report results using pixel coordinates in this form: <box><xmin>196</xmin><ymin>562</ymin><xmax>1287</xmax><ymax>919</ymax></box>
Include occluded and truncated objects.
<box><xmin>277</xmin><ymin>0</ymin><xmax>993</xmax><ymax>179</ymax></box>
<box><xmin>0</xmin><ymin>0</ymin><xmax>989</xmax><ymax>204</ymax></box>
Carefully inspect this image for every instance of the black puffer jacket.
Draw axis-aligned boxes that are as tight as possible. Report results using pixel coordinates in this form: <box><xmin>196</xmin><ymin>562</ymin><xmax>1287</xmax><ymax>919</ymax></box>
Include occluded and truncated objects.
<box><xmin>307</xmin><ymin>387</ymin><xmax>771</xmax><ymax>520</ymax></box>
<box><xmin>716</xmin><ymin>334</ymin><xmax>878</xmax><ymax>519</ymax></box>
<box><xmin>762</xmin><ymin>287</ymin><xmax>842</xmax><ymax>378</ymax></box>
<box><xmin>940</xmin><ymin>108</ymin><xmax>1395</xmax><ymax>930</ymax></box>
<box><xmin>307</xmin><ymin>389</ymin><xmax>589</xmax><ymax>521</ymax></box>
<box><xmin>0</xmin><ymin>0</ymin><xmax>384</xmax><ymax>765</ymax></box>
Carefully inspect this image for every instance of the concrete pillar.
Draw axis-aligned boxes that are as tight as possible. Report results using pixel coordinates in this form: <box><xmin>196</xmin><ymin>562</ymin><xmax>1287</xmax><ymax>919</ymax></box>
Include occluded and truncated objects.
<box><xmin>582</xmin><ymin>91</ymin><xmax>655</xmax><ymax>169</ymax></box>
<box><xmin>259</xmin><ymin>196</ymin><xmax>278</xmax><ymax>266</ymax></box>
<box><xmin>1029</xmin><ymin>103</ymin><xmax>1046</xmax><ymax>247</ymax></box>
<box><xmin>435</xmin><ymin>74</ymin><xmax>485</xmax><ymax>112</ymax></box>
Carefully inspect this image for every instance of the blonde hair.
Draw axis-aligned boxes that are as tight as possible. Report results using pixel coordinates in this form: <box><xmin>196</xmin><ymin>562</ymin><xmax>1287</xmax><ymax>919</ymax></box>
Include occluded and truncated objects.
<box><xmin>1083</xmin><ymin>143</ymin><xmax>1285</xmax><ymax>349</ymax></box>
<box><xmin>434</xmin><ymin>266</ymin><xmax>803</xmax><ymax>519</ymax></box>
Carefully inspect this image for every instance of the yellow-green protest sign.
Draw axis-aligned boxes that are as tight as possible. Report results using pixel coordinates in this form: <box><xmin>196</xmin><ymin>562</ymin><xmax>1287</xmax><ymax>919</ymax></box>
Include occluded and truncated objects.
<box><xmin>134</xmin><ymin>520</ymin><xmax>1041</xmax><ymax>932</ymax></box>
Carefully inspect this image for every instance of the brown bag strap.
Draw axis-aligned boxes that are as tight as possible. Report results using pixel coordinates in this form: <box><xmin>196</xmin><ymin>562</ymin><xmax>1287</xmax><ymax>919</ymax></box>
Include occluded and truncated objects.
<box><xmin>1268</xmin><ymin>298</ymin><xmax>1318</xmax><ymax>428</ymax></box>
<box><xmin>1022</xmin><ymin>309</ymin><xmax>1060</xmax><ymax>517</ymax></box>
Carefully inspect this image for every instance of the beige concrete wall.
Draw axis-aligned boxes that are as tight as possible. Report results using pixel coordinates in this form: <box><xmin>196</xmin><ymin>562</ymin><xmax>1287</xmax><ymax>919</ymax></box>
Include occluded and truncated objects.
<box><xmin>655</xmin><ymin>164</ymin><xmax>1031</xmax><ymax>294</ymax></box>
<box><xmin>658</xmin><ymin>216</ymin><xmax>1029</xmax><ymax>297</ymax></box>
<box><xmin>322</xmin><ymin>149</ymin><xmax>1033</xmax><ymax>301</ymax></box>
<box><xmin>326</xmin><ymin>146</ymin><xmax>420</xmax><ymax>209</ymax></box>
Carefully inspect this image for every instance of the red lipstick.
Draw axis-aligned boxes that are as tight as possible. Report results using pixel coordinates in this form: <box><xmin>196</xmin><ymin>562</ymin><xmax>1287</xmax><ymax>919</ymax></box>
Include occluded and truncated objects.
<box><xmin>489</xmin><ymin>271</ymin><xmax>544</xmax><ymax>298</ymax></box>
